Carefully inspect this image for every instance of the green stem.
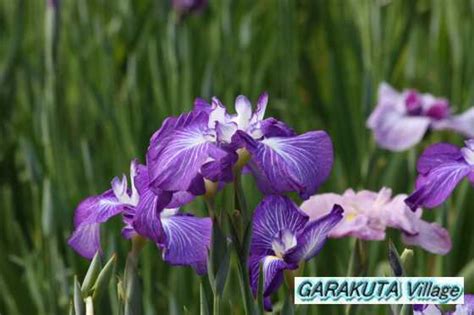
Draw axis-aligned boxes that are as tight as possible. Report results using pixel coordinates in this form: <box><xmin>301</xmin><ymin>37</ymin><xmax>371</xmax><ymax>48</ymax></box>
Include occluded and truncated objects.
<box><xmin>213</xmin><ymin>294</ymin><xmax>220</xmax><ymax>315</ymax></box>
<box><xmin>124</xmin><ymin>237</ymin><xmax>145</xmax><ymax>315</ymax></box>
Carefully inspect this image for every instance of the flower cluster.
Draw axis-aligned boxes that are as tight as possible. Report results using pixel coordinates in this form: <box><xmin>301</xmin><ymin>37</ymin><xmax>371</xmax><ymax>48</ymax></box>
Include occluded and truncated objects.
<box><xmin>69</xmin><ymin>93</ymin><xmax>335</xmax><ymax>282</ymax></box>
<box><xmin>368</xmin><ymin>83</ymin><xmax>474</xmax><ymax>151</ymax></box>
<box><xmin>69</xmin><ymin>85</ymin><xmax>471</xmax><ymax>311</ymax></box>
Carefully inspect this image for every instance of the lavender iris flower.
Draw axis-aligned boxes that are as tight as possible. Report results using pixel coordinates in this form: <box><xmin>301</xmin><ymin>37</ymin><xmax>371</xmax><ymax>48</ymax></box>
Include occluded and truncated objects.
<box><xmin>367</xmin><ymin>83</ymin><xmax>474</xmax><ymax>151</ymax></box>
<box><xmin>248</xmin><ymin>195</ymin><xmax>343</xmax><ymax>310</ymax></box>
<box><xmin>147</xmin><ymin>93</ymin><xmax>334</xmax><ymax>200</ymax></box>
<box><xmin>405</xmin><ymin>140</ymin><xmax>474</xmax><ymax>211</ymax></box>
<box><xmin>68</xmin><ymin>160</ymin><xmax>212</xmax><ymax>275</ymax></box>
<box><xmin>413</xmin><ymin>294</ymin><xmax>474</xmax><ymax>314</ymax></box>
<box><xmin>300</xmin><ymin>188</ymin><xmax>452</xmax><ymax>255</ymax></box>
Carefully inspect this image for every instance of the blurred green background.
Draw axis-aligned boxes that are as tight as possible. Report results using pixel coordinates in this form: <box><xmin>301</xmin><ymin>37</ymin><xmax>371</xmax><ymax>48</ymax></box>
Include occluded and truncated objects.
<box><xmin>1</xmin><ymin>0</ymin><xmax>474</xmax><ymax>314</ymax></box>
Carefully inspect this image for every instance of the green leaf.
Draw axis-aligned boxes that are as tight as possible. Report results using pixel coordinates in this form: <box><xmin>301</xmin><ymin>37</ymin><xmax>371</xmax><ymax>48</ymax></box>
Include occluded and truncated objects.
<box><xmin>73</xmin><ymin>276</ymin><xmax>85</xmax><ymax>315</ymax></box>
<box><xmin>200</xmin><ymin>280</ymin><xmax>211</xmax><ymax>315</ymax></box>
<box><xmin>92</xmin><ymin>254</ymin><xmax>116</xmax><ymax>302</ymax></box>
<box><xmin>81</xmin><ymin>252</ymin><xmax>102</xmax><ymax>297</ymax></box>
<box><xmin>281</xmin><ymin>294</ymin><xmax>294</xmax><ymax>315</ymax></box>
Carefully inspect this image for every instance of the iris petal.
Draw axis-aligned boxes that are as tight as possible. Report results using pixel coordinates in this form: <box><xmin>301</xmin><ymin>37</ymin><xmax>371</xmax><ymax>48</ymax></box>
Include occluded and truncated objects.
<box><xmin>68</xmin><ymin>191</ymin><xmax>125</xmax><ymax>259</ymax></box>
<box><xmin>159</xmin><ymin>214</ymin><xmax>212</xmax><ymax>275</ymax></box>
<box><xmin>368</xmin><ymin>104</ymin><xmax>431</xmax><ymax>151</ymax></box>
<box><xmin>147</xmin><ymin>111</ymin><xmax>213</xmax><ymax>194</ymax></box>
<box><xmin>405</xmin><ymin>162</ymin><xmax>471</xmax><ymax>210</ymax></box>
<box><xmin>432</xmin><ymin>107</ymin><xmax>474</xmax><ymax>138</ymax></box>
<box><xmin>248</xmin><ymin>254</ymin><xmax>295</xmax><ymax>311</ymax></box>
<box><xmin>286</xmin><ymin>205</ymin><xmax>343</xmax><ymax>263</ymax></box>
<box><xmin>236</xmin><ymin>130</ymin><xmax>333</xmax><ymax>199</ymax></box>
<box><xmin>251</xmin><ymin>195</ymin><xmax>308</xmax><ymax>255</ymax></box>
<box><xmin>416</xmin><ymin>143</ymin><xmax>463</xmax><ymax>174</ymax></box>
<box><xmin>402</xmin><ymin>220</ymin><xmax>451</xmax><ymax>255</ymax></box>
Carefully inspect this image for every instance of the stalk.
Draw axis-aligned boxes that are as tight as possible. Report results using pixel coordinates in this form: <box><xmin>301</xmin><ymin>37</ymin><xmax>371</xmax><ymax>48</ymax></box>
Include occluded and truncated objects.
<box><xmin>124</xmin><ymin>236</ymin><xmax>146</xmax><ymax>315</ymax></box>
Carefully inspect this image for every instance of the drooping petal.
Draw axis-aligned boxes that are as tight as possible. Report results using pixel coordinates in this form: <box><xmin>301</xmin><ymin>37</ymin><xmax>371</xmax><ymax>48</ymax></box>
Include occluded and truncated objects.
<box><xmin>68</xmin><ymin>191</ymin><xmax>125</xmax><ymax>258</ymax></box>
<box><xmin>416</xmin><ymin>143</ymin><xmax>463</xmax><ymax>174</ymax></box>
<box><xmin>402</xmin><ymin>219</ymin><xmax>451</xmax><ymax>255</ymax></box>
<box><xmin>248</xmin><ymin>254</ymin><xmax>296</xmax><ymax>310</ymax></box>
<box><xmin>147</xmin><ymin>111</ymin><xmax>214</xmax><ymax>195</ymax></box>
<box><xmin>159</xmin><ymin>213</ymin><xmax>212</xmax><ymax>275</ymax></box>
<box><xmin>251</xmin><ymin>196</ymin><xmax>309</xmax><ymax>255</ymax></box>
<box><xmin>236</xmin><ymin>130</ymin><xmax>333</xmax><ymax>199</ymax></box>
<box><xmin>132</xmin><ymin>189</ymin><xmax>172</xmax><ymax>243</ymax></box>
<box><xmin>193</xmin><ymin>98</ymin><xmax>212</xmax><ymax>113</ymax></box>
<box><xmin>431</xmin><ymin>107</ymin><xmax>474</xmax><ymax>138</ymax></box>
<box><xmin>286</xmin><ymin>205</ymin><xmax>343</xmax><ymax>263</ymax></box>
<box><xmin>368</xmin><ymin>104</ymin><xmax>431</xmax><ymax>151</ymax></box>
<box><xmin>405</xmin><ymin>162</ymin><xmax>471</xmax><ymax>210</ymax></box>
<box><xmin>68</xmin><ymin>223</ymin><xmax>101</xmax><ymax>259</ymax></box>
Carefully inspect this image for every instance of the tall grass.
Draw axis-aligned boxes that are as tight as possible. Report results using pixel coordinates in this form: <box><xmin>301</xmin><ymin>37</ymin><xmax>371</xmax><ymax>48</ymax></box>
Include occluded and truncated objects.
<box><xmin>1</xmin><ymin>0</ymin><xmax>474</xmax><ymax>314</ymax></box>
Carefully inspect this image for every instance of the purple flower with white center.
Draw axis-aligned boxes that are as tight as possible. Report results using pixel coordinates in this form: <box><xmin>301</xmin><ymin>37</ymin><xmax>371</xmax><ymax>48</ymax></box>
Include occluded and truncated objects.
<box><xmin>68</xmin><ymin>160</ymin><xmax>212</xmax><ymax>275</ymax></box>
<box><xmin>206</xmin><ymin>93</ymin><xmax>333</xmax><ymax>199</ymax></box>
<box><xmin>367</xmin><ymin>83</ymin><xmax>474</xmax><ymax>151</ymax></box>
<box><xmin>147</xmin><ymin>93</ymin><xmax>334</xmax><ymax>200</ymax></box>
<box><xmin>413</xmin><ymin>294</ymin><xmax>474</xmax><ymax>315</ymax></box>
<box><xmin>248</xmin><ymin>195</ymin><xmax>343</xmax><ymax>310</ymax></box>
<box><xmin>300</xmin><ymin>187</ymin><xmax>452</xmax><ymax>255</ymax></box>
<box><xmin>405</xmin><ymin>140</ymin><xmax>474</xmax><ymax>211</ymax></box>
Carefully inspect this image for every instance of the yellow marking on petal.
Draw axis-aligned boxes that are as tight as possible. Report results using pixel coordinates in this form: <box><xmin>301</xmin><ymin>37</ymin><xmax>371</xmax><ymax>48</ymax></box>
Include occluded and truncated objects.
<box><xmin>345</xmin><ymin>212</ymin><xmax>357</xmax><ymax>222</ymax></box>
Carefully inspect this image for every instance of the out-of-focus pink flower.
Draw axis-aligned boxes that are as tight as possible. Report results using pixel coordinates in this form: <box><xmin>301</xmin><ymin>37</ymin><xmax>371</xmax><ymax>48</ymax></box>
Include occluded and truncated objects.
<box><xmin>367</xmin><ymin>83</ymin><xmax>474</xmax><ymax>151</ymax></box>
<box><xmin>301</xmin><ymin>187</ymin><xmax>451</xmax><ymax>255</ymax></box>
<box><xmin>172</xmin><ymin>0</ymin><xmax>208</xmax><ymax>14</ymax></box>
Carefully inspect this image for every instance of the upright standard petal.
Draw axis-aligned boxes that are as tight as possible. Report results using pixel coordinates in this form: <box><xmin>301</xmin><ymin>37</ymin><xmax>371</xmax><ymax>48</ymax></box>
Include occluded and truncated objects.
<box><xmin>237</xmin><ymin>130</ymin><xmax>333</xmax><ymax>199</ymax></box>
<box><xmin>68</xmin><ymin>191</ymin><xmax>125</xmax><ymax>258</ymax></box>
<box><xmin>159</xmin><ymin>213</ymin><xmax>212</xmax><ymax>275</ymax></box>
<box><xmin>402</xmin><ymin>220</ymin><xmax>452</xmax><ymax>255</ymax></box>
<box><xmin>147</xmin><ymin>111</ymin><xmax>213</xmax><ymax>195</ymax></box>
<box><xmin>251</xmin><ymin>196</ymin><xmax>309</xmax><ymax>255</ymax></box>
<box><xmin>405</xmin><ymin>162</ymin><xmax>471</xmax><ymax>210</ymax></box>
<box><xmin>286</xmin><ymin>205</ymin><xmax>343</xmax><ymax>263</ymax></box>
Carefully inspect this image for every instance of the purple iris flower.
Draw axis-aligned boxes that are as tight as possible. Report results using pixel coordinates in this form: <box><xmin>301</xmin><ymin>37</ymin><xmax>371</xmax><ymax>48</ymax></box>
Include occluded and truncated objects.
<box><xmin>367</xmin><ymin>83</ymin><xmax>474</xmax><ymax>151</ymax></box>
<box><xmin>405</xmin><ymin>140</ymin><xmax>474</xmax><ymax>211</ymax></box>
<box><xmin>413</xmin><ymin>294</ymin><xmax>474</xmax><ymax>314</ymax></box>
<box><xmin>248</xmin><ymin>195</ymin><xmax>343</xmax><ymax>310</ymax></box>
<box><xmin>147</xmin><ymin>93</ymin><xmax>334</xmax><ymax>200</ymax></box>
<box><xmin>68</xmin><ymin>160</ymin><xmax>212</xmax><ymax>275</ymax></box>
